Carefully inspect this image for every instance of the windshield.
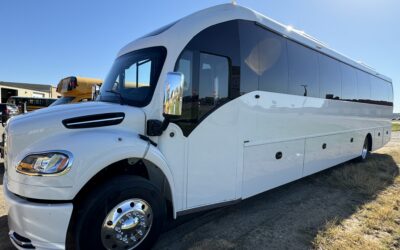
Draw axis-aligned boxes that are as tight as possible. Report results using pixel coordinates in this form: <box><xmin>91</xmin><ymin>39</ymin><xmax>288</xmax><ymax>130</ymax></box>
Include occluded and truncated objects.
<box><xmin>50</xmin><ymin>96</ymin><xmax>75</xmax><ymax>106</ymax></box>
<box><xmin>99</xmin><ymin>47</ymin><xmax>167</xmax><ymax>107</ymax></box>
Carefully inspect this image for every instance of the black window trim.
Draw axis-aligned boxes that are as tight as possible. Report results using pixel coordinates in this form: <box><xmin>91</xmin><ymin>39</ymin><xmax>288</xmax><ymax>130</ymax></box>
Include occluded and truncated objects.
<box><xmin>255</xmin><ymin>21</ymin><xmax>392</xmax><ymax>106</ymax></box>
<box><xmin>255</xmin><ymin>22</ymin><xmax>391</xmax><ymax>86</ymax></box>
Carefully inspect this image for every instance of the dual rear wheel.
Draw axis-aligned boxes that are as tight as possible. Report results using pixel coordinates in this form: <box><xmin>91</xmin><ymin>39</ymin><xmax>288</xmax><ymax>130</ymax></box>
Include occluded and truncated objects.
<box><xmin>356</xmin><ymin>136</ymin><xmax>371</xmax><ymax>162</ymax></box>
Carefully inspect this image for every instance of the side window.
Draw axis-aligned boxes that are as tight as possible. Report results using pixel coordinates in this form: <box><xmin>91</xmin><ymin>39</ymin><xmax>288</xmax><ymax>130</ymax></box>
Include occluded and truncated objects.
<box><xmin>175</xmin><ymin>50</ymin><xmax>196</xmax><ymax>122</ymax></box>
<box><xmin>318</xmin><ymin>55</ymin><xmax>341</xmax><ymax>99</ymax></box>
<box><xmin>198</xmin><ymin>53</ymin><xmax>229</xmax><ymax>119</ymax></box>
<box><xmin>356</xmin><ymin>70</ymin><xmax>371</xmax><ymax>101</ymax></box>
<box><xmin>259</xmin><ymin>30</ymin><xmax>288</xmax><ymax>94</ymax></box>
<box><xmin>287</xmin><ymin>41</ymin><xmax>319</xmax><ymax>97</ymax></box>
<box><xmin>178</xmin><ymin>51</ymin><xmax>193</xmax><ymax>97</ymax></box>
<box><xmin>370</xmin><ymin>76</ymin><xmax>386</xmax><ymax>104</ymax></box>
<box><xmin>238</xmin><ymin>21</ymin><xmax>259</xmax><ymax>94</ymax></box>
<box><xmin>239</xmin><ymin>22</ymin><xmax>289</xmax><ymax>94</ymax></box>
<box><xmin>384</xmin><ymin>80</ymin><xmax>393</xmax><ymax>105</ymax></box>
<box><xmin>341</xmin><ymin>64</ymin><xmax>357</xmax><ymax>101</ymax></box>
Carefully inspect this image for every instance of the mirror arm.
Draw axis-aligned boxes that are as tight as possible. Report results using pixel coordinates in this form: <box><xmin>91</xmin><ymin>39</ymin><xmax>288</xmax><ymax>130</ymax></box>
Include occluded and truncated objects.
<box><xmin>146</xmin><ymin>117</ymin><xmax>170</xmax><ymax>137</ymax></box>
<box><xmin>161</xmin><ymin>116</ymin><xmax>170</xmax><ymax>132</ymax></box>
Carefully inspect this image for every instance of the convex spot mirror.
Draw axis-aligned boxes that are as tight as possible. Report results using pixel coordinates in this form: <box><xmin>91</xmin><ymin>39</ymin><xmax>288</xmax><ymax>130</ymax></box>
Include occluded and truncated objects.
<box><xmin>163</xmin><ymin>72</ymin><xmax>184</xmax><ymax>117</ymax></box>
<box><xmin>92</xmin><ymin>84</ymin><xmax>101</xmax><ymax>100</ymax></box>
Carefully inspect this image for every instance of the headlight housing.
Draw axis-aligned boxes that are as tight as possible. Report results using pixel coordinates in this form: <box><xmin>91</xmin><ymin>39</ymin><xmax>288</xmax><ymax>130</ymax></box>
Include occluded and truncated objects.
<box><xmin>16</xmin><ymin>151</ymin><xmax>73</xmax><ymax>176</ymax></box>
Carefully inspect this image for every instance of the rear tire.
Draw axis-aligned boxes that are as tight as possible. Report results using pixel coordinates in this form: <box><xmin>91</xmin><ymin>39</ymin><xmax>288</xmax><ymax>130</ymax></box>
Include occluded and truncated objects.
<box><xmin>355</xmin><ymin>136</ymin><xmax>370</xmax><ymax>162</ymax></box>
<box><xmin>67</xmin><ymin>176</ymin><xmax>165</xmax><ymax>250</ymax></box>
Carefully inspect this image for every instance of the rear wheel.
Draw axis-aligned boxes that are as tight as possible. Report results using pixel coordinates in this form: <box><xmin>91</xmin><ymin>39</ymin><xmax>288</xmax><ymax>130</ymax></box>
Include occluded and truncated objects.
<box><xmin>356</xmin><ymin>136</ymin><xmax>370</xmax><ymax>162</ymax></box>
<box><xmin>67</xmin><ymin>176</ymin><xmax>165</xmax><ymax>250</ymax></box>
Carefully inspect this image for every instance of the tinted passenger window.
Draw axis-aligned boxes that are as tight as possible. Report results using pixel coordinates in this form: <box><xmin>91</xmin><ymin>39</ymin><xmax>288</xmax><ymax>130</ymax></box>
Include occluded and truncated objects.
<box><xmin>318</xmin><ymin>55</ymin><xmax>341</xmax><ymax>99</ymax></box>
<box><xmin>198</xmin><ymin>53</ymin><xmax>229</xmax><ymax>119</ymax></box>
<box><xmin>356</xmin><ymin>70</ymin><xmax>371</xmax><ymax>101</ymax></box>
<box><xmin>370</xmin><ymin>76</ymin><xmax>386</xmax><ymax>104</ymax></box>
<box><xmin>238</xmin><ymin>21</ymin><xmax>259</xmax><ymax>94</ymax></box>
<box><xmin>239</xmin><ymin>22</ymin><xmax>289</xmax><ymax>94</ymax></box>
<box><xmin>287</xmin><ymin>41</ymin><xmax>319</xmax><ymax>97</ymax></box>
<box><xmin>341</xmin><ymin>64</ymin><xmax>357</xmax><ymax>101</ymax></box>
<box><xmin>383</xmin><ymin>80</ymin><xmax>393</xmax><ymax>104</ymax></box>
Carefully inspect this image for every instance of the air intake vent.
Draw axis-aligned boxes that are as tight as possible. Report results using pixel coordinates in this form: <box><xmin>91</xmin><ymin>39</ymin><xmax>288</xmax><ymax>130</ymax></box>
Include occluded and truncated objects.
<box><xmin>62</xmin><ymin>112</ymin><xmax>125</xmax><ymax>129</ymax></box>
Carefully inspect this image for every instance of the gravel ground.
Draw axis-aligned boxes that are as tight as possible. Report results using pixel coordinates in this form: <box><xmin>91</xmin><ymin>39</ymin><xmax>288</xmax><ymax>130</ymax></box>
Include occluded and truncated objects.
<box><xmin>0</xmin><ymin>131</ymin><xmax>399</xmax><ymax>250</ymax></box>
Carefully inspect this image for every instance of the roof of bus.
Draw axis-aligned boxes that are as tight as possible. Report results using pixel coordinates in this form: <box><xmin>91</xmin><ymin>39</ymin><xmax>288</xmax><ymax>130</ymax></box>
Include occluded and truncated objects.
<box><xmin>118</xmin><ymin>4</ymin><xmax>392</xmax><ymax>83</ymax></box>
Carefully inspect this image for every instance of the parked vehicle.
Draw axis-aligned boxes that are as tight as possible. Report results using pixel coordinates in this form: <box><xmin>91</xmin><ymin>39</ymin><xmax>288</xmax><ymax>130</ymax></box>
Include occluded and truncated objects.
<box><xmin>0</xmin><ymin>103</ymin><xmax>19</xmax><ymax>124</ymax></box>
<box><xmin>7</xmin><ymin>96</ymin><xmax>56</xmax><ymax>113</ymax></box>
<box><xmin>2</xmin><ymin>4</ymin><xmax>393</xmax><ymax>250</ymax></box>
<box><xmin>51</xmin><ymin>76</ymin><xmax>102</xmax><ymax>106</ymax></box>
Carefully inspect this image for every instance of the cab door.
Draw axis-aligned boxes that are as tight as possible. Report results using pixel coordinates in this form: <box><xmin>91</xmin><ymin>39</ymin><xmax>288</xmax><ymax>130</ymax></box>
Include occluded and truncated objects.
<box><xmin>169</xmin><ymin>20</ymin><xmax>242</xmax><ymax>209</ymax></box>
<box><xmin>185</xmin><ymin>52</ymin><xmax>239</xmax><ymax>208</ymax></box>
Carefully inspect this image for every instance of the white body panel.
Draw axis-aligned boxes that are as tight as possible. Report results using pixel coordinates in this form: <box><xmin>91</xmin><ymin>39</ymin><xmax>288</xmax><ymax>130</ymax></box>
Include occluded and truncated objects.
<box><xmin>3</xmin><ymin>3</ymin><xmax>393</xmax><ymax>249</ymax></box>
<box><xmin>243</xmin><ymin>139</ymin><xmax>304</xmax><ymax>198</ymax></box>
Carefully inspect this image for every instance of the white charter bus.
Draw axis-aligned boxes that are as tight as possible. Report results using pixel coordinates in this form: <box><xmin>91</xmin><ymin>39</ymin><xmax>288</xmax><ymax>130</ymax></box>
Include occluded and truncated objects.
<box><xmin>3</xmin><ymin>4</ymin><xmax>393</xmax><ymax>250</ymax></box>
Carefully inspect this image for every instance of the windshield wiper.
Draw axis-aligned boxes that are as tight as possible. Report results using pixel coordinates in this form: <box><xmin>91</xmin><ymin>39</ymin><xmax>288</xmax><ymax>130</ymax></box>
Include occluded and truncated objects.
<box><xmin>106</xmin><ymin>89</ymin><xmax>125</xmax><ymax>105</ymax></box>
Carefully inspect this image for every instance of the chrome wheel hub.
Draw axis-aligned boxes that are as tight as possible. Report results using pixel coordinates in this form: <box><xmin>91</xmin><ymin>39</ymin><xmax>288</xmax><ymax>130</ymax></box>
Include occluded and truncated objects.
<box><xmin>361</xmin><ymin>142</ymin><xmax>368</xmax><ymax>159</ymax></box>
<box><xmin>101</xmin><ymin>199</ymin><xmax>153</xmax><ymax>250</ymax></box>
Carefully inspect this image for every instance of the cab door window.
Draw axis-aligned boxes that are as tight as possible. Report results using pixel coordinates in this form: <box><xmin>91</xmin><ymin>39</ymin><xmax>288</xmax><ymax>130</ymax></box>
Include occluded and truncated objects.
<box><xmin>174</xmin><ymin>20</ymin><xmax>239</xmax><ymax>136</ymax></box>
<box><xmin>198</xmin><ymin>53</ymin><xmax>229</xmax><ymax>119</ymax></box>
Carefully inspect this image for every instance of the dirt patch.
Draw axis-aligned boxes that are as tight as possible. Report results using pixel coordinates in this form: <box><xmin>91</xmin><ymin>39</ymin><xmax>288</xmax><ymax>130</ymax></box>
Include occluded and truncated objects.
<box><xmin>313</xmin><ymin>135</ymin><xmax>400</xmax><ymax>249</ymax></box>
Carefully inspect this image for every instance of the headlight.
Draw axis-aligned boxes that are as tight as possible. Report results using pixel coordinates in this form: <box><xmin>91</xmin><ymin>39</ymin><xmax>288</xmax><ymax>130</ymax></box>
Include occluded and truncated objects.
<box><xmin>16</xmin><ymin>151</ymin><xmax>73</xmax><ymax>176</ymax></box>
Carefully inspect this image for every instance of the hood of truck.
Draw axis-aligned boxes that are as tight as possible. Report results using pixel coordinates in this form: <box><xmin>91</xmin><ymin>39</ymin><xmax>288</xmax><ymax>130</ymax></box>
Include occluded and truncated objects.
<box><xmin>5</xmin><ymin>101</ymin><xmax>146</xmax><ymax>180</ymax></box>
<box><xmin>8</xmin><ymin>101</ymin><xmax>145</xmax><ymax>136</ymax></box>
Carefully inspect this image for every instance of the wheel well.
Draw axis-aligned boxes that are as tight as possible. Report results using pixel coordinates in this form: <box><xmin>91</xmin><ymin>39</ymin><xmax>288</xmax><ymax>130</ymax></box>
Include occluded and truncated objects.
<box><xmin>366</xmin><ymin>133</ymin><xmax>373</xmax><ymax>151</ymax></box>
<box><xmin>73</xmin><ymin>158</ymin><xmax>173</xmax><ymax>215</ymax></box>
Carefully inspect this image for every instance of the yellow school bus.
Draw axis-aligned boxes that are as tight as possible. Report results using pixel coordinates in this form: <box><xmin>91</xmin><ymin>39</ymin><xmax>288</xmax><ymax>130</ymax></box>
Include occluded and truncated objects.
<box><xmin>51</xmin><ymin>76</ymin><xmax>102</xmax><ymax>106</ymax></box>
<box><xmin>7</xmin><ymin>96</ymin><xmax>56</xmax><ymax>112</ymax></box>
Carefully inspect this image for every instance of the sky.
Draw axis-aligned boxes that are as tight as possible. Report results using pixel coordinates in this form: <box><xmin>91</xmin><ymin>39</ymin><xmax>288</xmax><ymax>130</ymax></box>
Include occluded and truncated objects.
<box><xmin>0</xmin><ymin>0</ymin><xmax>399</xmax><ymax>112</ymax></box>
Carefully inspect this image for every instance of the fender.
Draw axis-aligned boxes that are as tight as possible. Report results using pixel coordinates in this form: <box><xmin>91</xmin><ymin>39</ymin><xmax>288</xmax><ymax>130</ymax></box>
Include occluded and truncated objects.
<box><xmin>143</xmin><ymin>143</ymin><xmax>178</xmax><ymax>218</ymax></box>
<box><xmin>68</xmin><ymin>130</ymin><xmax>177</xmax><ymax>217</ymax></box>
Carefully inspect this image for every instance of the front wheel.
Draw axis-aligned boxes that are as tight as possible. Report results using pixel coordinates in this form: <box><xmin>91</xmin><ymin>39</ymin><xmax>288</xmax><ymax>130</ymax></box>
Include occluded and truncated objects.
<box><xmin>67</xmin><ymin>176</ymin><xmax>166</xmax><ymax>250</ymax></box>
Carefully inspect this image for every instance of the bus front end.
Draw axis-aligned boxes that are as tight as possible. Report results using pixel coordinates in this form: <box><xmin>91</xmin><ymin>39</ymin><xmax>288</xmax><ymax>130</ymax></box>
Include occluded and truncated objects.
<box><xmin>3</xmin><ymin>100</ymin><xmax>150</xmax><ymax>249</ymax></box>
<box><xmin>3</xmin><ymin>43</ymin><xmax>174</xmax><ymax>249</ymax></box>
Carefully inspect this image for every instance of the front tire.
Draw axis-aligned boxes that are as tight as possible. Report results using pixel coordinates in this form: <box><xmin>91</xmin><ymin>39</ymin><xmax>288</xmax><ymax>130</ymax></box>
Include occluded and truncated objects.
<box><xmin>67</xmin><ymin>176</ymin><xmax>165</xmax><ymax>250</ymax></box>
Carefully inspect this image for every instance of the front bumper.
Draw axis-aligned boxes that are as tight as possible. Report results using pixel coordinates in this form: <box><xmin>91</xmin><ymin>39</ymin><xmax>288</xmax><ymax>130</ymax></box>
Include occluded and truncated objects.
<box><xmin>3</xmin><ymin>175</ymin><xmax>73</xmax><ymax>249</ymax></box>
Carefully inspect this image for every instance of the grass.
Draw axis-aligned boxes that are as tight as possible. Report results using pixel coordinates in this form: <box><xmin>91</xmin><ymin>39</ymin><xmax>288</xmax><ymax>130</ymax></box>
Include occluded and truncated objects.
<box><xmin>313</xmin><ymin>141</ymin><xmax>400</xmax><ymax>250</ymax></box>
<box><xmin>393</xmin><ymin>122</ymin><xmax>400</xmax><ymax>132</ymax></box>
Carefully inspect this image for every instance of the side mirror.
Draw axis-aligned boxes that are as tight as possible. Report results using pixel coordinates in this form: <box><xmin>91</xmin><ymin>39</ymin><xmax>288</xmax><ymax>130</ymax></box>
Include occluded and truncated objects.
<box><xmin>92</xmin><ymin>84</ymin><xmax>101</xmax><ymax>101</ymax></box>
<box><xmin>163</xmin><ymin>72</ymin><xmax>184</xmax><ymax>117</ymax></box>
<box><xmin>147</xmin><ymin>72</ymin><xmax>184</xmax><ymax>137</ymax></box>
